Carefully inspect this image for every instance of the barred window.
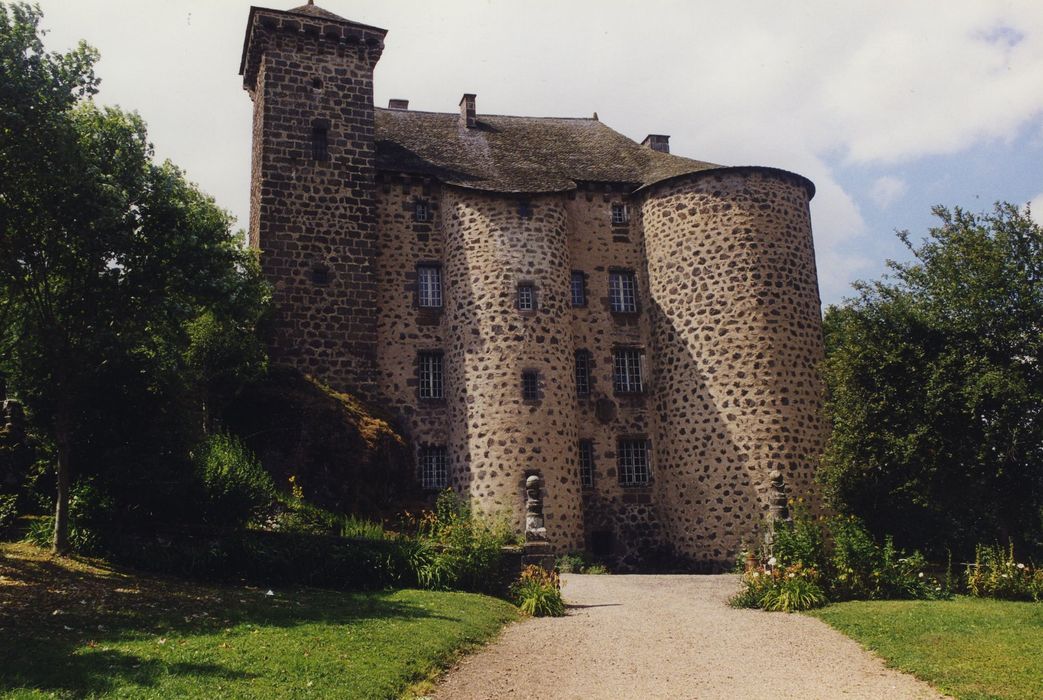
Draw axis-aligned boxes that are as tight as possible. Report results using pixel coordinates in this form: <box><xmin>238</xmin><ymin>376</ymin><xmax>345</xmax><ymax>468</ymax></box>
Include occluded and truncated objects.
<box><xmin>579</xmin><ymin>440</ymin><xmax>594</xmax><ymax>488</ymax></box>
<box><xmin>570</xmin><ymin>271</ymin><xmax>586</xmax><ymax>307</ymax></box>
<box><xmin>414</xmin><ymin>199</ymin><xmax>431</xmax><ymax>222</ymax></box>
<box><xmin>419</xmin><ymin>445</ymin><xmax>448</xmax><ymax>490</ymax></box>
<box><xmin>522</xmin><ymin>370</ymin><xmax>539</xmax><ymax>401</ymax></box>
<box><xmin>611</xmin><ymin>203</ymin><xmax>629</xmax><ymax>225</ymax></box>
<box><xmin>575</xmin><ymin>350</ymin><xmax>591</xmax><ymax>397</ymax></box>
<box><xmin>417</xmin><ymin>265</ymin><xmax>442</xmax><ymax>308</ymax></box>
<box><xmin>311</xmin><ymin>125</ymin><xmax>328</xmax><ymax>161</ymax></box>
<box><xmin>517</xmin><ymin>283</ymin><xmax>536</xmax><ymax>311</ymax></box>
<box><xmin>418</xmin><ymin>352</ymin><xmax>444</xmax><ymax>399</ymax></box>
<box><xmin>609</xmin><ymin>270</ymin><xmax>637</xmax><ymax>313</ymax></box>
<box><xmin>613</xmin><ymin>348</ymin><xmax>644</xmax><ymax>393</ymax></box>
<box><xmin>617</xmin><ymin>438</ymin><xmax>651</xmax><ymax>486</ymax></box>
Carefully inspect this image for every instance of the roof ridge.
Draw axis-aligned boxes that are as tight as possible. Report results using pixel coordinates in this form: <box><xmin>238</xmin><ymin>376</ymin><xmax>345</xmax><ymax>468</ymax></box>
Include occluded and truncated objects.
<box><xmin>376</xmin><ymin>107</ymin><xmax>599</xmax><ymax>122</ymax></box>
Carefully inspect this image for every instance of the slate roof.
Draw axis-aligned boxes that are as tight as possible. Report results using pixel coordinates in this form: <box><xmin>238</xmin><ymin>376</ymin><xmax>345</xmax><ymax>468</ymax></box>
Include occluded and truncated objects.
<box><xmin>288</xmin><ymin>3</ymin><xmax>348</xmax><ymax>22</ymax></box>
<box><xmin>374</xmin><ymin>108</ymin><xmax>720</xmax><ymax>194</ymax></box>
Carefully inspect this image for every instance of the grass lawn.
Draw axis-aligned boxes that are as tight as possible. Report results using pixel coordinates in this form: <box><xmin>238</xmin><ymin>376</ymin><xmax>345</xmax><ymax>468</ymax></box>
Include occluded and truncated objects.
<box><xmin>0</xmin><ymin>542</ymin><xmax>518</xmax><ymax>699</ymax></box>
<box><xmin>810</xmin><ymin>597</ymin><xmax>1043</xmax><ymax>700</ymax></box>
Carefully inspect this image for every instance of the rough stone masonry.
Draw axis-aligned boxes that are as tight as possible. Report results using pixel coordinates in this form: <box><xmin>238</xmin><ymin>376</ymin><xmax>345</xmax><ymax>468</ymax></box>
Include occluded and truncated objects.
<box><xmin>240</xmin><ymin>2</ymin><xmax>828</xmax><ymax>570</ymax></box>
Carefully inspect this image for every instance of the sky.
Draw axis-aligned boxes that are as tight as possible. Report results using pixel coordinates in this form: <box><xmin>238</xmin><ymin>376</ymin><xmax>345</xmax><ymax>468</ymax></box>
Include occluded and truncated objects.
<box><xmin>31</xmin><ymin>0</ymin><xmax>1043</xmax><ymax>307</ymax></box>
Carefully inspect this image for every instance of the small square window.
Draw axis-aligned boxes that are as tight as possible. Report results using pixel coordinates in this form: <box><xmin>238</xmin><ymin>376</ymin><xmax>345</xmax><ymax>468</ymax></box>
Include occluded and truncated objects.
<box><xmin>417</xmin><ymin>265</ymin><xmax>442</xmax><ymax>308</ymax></box>
<box><xmin>517</xmin><ymin>283</ymin><xmax>536</xmax><ymax>311</ymax></box>
<box><xmin>414</xmin><ymin>200</ymin><xmax>431</xmax><ymax>222</ymax></box>
<box><xmin>418</xmin><ymin>351</ymin><xmax>444</xmax><ymax>399</ymax></box>
<box><xmin>311</xmin><ymin>125</ymin><xmax>328</xmax><ymax>161</ymax></box>
<box><xmin>311</xmin><ymin>264</ymin><xmax>330</xmax><ymax>285</ymax></box>
<box><xmin>617</xmin><ymin>438</ymin><xmax>651</xmax><ymax>486</ymax></box>
<box><xmin>611</xmin><ymin>203</ymin><xmax>629</xmax><ymax>225</ymax></box>
<box><xmin>609</xmin><ymin>270</ymin><xmax>638</xmax><ymax>313</ymax></box>
<box><xmin>570</xmin><ymin>271</ymin><xmax>586</xmax><ymax>307</ymax></box>
<box><xmin>419</xmin><ymin>445</ymin><xmax>448</xmax><ymax>490</ymax></box>
<box><xmin>575</xmin><ymin>350</ymin><xmax>591</xmax><ymax>397</ymax></box>
<box><xmin>522</xmin><ymin>370</ymin><xmax>540</xmax><ymax>401</ymax></box>
<box><xmin>518</xmin><ymin>200</ymin><xmax>532</xmax><ymax>218</ymax></box>
<box><xmin>579</xmin><ymin>440</ymin><xmax>594</xmax><ymax>488</ymax></box>
<box><xmin>613</xmin><ymin>348</ymin><xmax>644</xmax><ymax>394</ymax></box>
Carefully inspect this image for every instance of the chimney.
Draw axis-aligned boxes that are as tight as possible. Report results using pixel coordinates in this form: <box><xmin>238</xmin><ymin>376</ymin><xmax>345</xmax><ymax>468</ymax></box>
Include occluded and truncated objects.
<box><xmin>388</xmin><ymin>98</ymin><xmax>409</xmax><ymax>110</ymax></box>
<box><xmin>459</xmin><ymin>93</ymin><xmax>477</xmax><ymax>128</ymax></box>
<box><xmin>641</xmin><ymin>134</ymin><xmax>670</xmax><ymax>154</ymax></box>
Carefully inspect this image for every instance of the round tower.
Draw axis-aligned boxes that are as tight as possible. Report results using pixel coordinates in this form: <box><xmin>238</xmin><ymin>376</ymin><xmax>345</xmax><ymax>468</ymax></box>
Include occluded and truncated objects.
<box><xmin>641</xmin><ymin>168</ymin><xmax>826</xmax><ymax>566</ymax></box>
<box><xmin>441</xmin><ymin>188</ymin><xmax>584</xmax><ymax>551</ymax></box>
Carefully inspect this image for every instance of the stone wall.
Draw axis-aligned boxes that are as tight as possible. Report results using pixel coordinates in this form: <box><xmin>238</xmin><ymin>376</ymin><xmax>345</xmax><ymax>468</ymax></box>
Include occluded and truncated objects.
<box><xmin>641</xmin><ymin>171</ymin><xmax>827</xmax><ymax>566</ymax></box>
<box><xmin>243</xmin><ymin>10</ymin><xmax>386</xmax><ymax>399</ymax></box>
<box><xmin>441</xmin><ymin>188</ymin><xmax>585</xmax><ymax>552</ymax></box>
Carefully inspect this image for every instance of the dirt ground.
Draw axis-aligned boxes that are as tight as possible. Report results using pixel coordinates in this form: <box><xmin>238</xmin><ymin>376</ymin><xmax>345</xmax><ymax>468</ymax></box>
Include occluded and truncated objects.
<box><xmin>433</xmin><ymin>574</ymin><xmax>947</xmax><ymax>700</ymax></box>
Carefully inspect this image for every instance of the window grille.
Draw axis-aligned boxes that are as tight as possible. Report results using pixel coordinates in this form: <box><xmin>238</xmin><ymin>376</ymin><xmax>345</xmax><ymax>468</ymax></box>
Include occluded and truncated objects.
<box><xmin>419</xmin><ymin>445</ymin><xmax>448</xmax><ymax>490</ymax></box>
<box><xmin>522</xmin><ymin>371</ymin><xmax>539</xmax><ymax>401</ymax></box>
<box><xmin>570</xmin><ymin>271</ymin><xmax>586</xmax><ymax>307</ymax></box>
<box><xmin>418</xmin><ymin>352</ymin><xmax>444</xmax><ymax>399</ymax></box>
<box><xmin>579</xmin><ymin>440</ymin><xmax>594</xmax><ymax>488</ymax></box>
<box><xmin>609</xmin><ymin>271</ymin><xmax>638</xmax><ymax>313</ymax></box>
<box><xmin>517</xmin><ymin>284</ymin><xmax>536</xmax><ymax>311</ymax></box>
<box><xmin>575</xmin><ymin>350</ymin><xmax>591</xmax><ymax>397</ymax></box>
<box><xmin>311</xmin><ymin>125</ymin><xmax>328</xmax><ymax>161</ymax></box>
<box><xmin>414</xmin><ymin>200</ymin><xmax>431</xmax><ymax>222</ymax></box>
<box><xmin>417</xmin><ymin>265</ymin><xmax>442</xmax><ymax>308</ymax></box>
<box><xmin>611</xmin><ymin>203</ymin><xmax>629</xmax><ymax>225</ymax></box>
<box><xmin>613</xmin><ymin>348</ymin><xmax>644</xmax><ymax>393</ymax></box>
<box><xmin>617</xmin><ymin>438</ymin><xmax>651</xmax><ymax>486</ymax></box>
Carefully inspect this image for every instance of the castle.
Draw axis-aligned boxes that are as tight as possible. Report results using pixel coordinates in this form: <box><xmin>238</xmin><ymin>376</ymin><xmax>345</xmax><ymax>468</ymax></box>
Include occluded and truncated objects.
<box><xmin>240</xmin><ymin>2</ymin><xmax>827</xmax><ymax>569</ymax></box>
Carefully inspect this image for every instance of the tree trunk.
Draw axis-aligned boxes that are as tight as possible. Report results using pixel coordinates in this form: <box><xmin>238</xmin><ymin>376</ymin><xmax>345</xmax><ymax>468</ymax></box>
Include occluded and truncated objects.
<box><xmin>52</xmin><ymin>408</ymin><xmax>72</xmax><ymax>556</ymax></box>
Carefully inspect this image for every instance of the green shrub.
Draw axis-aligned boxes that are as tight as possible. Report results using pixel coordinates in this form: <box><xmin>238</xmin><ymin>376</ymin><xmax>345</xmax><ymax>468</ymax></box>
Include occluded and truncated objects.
<box><xmin>967</xmin><ymin>543</ymin><xmax>1042</xmax><ymax>601</ymax></box>
<box><xmin>772</xmin><ymin>501</ymin><xmax>825</xmax><ymax>570</ymax></box>
<box><xmin>584</xmin><ymin>563</ymin><xmax>609</xmax><ymax>575</ymax></box>
<box><xmin>511</xmin><ymin>565</ymin><xmax>565</xmax><ymax>617</ymax></box>
<box><xmin>24</xmin><ymin>479</ymin><xmax>110</xmax><ymax>553</ymax></box>
<box><xmin>195</xmin><ymin>433</ymin><xmax>275</xmax><ymax>526</ymax></box>
<box><xmin>0</xmin><ymin>493</ymin><xmax>17</xmax><ymax>535</ymax></box>
<box><xmin>411</xmin><ymin>490</ymin><xmax>512</xmax><ymax>594</ymax></box>
<box><xmin>555</xmin><ymin>551</ymin><xmax>609</xmax><ymax>574</ymax></box>
<box><xmin>731</xmin><ymin>563</ymin><xmax>826</xmax><ymax>612</ymax></box>
<box><xmin>340</xmin><ymin>514</ymin><xmax>387</xmax><ymax>540</ymax></box>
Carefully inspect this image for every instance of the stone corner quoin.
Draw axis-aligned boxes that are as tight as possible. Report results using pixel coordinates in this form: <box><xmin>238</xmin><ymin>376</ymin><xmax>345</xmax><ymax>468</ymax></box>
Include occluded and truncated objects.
<box><xmin>238</xmin><ymin>2</ymin><xmax>827</xmax><ymax>571</ymax></box>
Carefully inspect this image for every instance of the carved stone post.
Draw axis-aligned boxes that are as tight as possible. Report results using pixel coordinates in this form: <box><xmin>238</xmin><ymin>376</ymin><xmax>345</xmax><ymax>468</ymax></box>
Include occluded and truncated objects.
<box><xmin>763</xmin><ymin>469</ymin><xmax>790</xmax><ymax>556</ymax></box>
<box><xmin>522</xmin><ymin>474</ymin><xmax>555</xmax><ymax>571</ymax></box>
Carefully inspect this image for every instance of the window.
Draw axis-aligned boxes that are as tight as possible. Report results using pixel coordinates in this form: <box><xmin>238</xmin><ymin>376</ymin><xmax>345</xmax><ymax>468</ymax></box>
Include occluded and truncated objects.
<box><xmin>310</xmin><ymin>264</ymin><xmax>330</xmax><ymax>285</ymax></box>
<box><xmin>613</xmin><ymin>348</ymin><xmax>644</xmax><ymax>393</ymax></box>
<box><xmin>418</xmin><ymin>352</ymin><xmax>444</xmax><ymax>399</ymax></box>
<box><xmin>617</xmin><ymin>438</ymin><xmax>651</xmax><ymax>486</ymax></box>
<box><xmin>521</xmin><ymin>370</ymin><xmax>539</xmax><ymax>401</ymax></box>
<box><xmin>570</xmin><ymin>271</ymin><xmax>586</xmax><ymax>307</ymax></box>
<box><xmin>517</xmin><ymin>283</ymin><xmax>536</xmax><ymax>311</ymax></box>
<box><xmin>579</xmin><ymin>440</ymin><xmax>594</xmax><ymax>488</ymax></box>
<box><xmin>419</xmin><ymin>445</ymin><xmax>448</xmax><ymax>490</ymax></box>
<box><xmin>575</xmin><ymin>350</ymin><xmax>591</xmax><ymax>397</ymax></box>
<box><xmin>417</xmin><ymin>265</ymin><xmax>442</xmax><ymax>308</ymax></box>
<box><xmin>611</xmin><ymin>203</ymin><xmax>629</xmax><ymax>225</ymax></box>
<box><xmin>609</xmin><ymin>270</ymin><xmax>637</xmax><ymax>313</ymax></box>
<box><xmin>518</xmin><ymin>200</ymin><xmax>532</xmax><ymax>218</ymax></box>
<box><xmin>414</xmin><ymin>199</ymin><xmax>431</xmax><ymax>222</ymax></box>
<box><xmin>311</xmin><ymin>125</ymin><xmax>328</xmax><ymax>161</ymax></box>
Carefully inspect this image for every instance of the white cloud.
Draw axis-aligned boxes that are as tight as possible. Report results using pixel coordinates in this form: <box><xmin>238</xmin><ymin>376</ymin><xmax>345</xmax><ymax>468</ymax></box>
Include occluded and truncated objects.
<box><xmin>1030</xmin><ymin>193</ymin><xmax>1043</xmax><ymax>226</ymax></box>
<box><xmin>869</xmin><ymin>176</ymin><xmax>908</xmax><ymax>209</ymax></box>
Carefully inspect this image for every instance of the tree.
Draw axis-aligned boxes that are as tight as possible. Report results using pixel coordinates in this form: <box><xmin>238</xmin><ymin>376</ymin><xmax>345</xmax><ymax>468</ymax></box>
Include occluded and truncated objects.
<box><xmin>821</xmin><ymin>203</ymin><xmax>1043</xmax><ymax>559</ymax></box>
<box><xmin>0</xmin><ymin>3</ymin><xmax>267</xmax><ymax>553</ymax></box>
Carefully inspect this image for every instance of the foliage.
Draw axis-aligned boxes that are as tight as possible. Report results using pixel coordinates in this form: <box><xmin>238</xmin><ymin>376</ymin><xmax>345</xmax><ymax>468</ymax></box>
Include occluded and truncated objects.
<box><xmin>771</xmin><ymin>501</ymin><xmax>824</xmax><ymax>569</ymax></box>
<box><xmin>732</xmin><ymin>563</ymin><xmax>827</xmax><ymax>612</ymax></box>
<box><xmin>511</xmin><ymin>565</ymin><xmax>566</xmax><ymax>617</ymax></box>
<box><xmin>23</xmin><ymin>478</ymin><xmax>111</xmax><ymax>553</ymax></box>
<box><xmin>821</xmin><ymin>203</ymin><xmax>1043</xmax><ymax>559</ymax></box>
<box><xmin>966</xmin><ymin>543</ymin><xmax>1043</xmax><ymax>602</ymax></box>
<box><xmin>340</xmin><ymin>514</ymin><xmax>388</xmax><ymax>540</ymax></box>
<box><xmin>0</xmin><ymin>541</ymin><xmax>517</xmax><ymax>699</ymax></box>
<box><xmin>0</xmin><ymin>492</ymin><xmax>17</xmax><ymax>534</ymax></box>
<box><xmin>411</xmin><ymin>490</ymin><xmax>512</xmax><ymax>594</ymax></box>
<box><xmin>812</xmin><ymin>597</ymin><xmax>1043</xmax><ymax>700</ymax></box>
<box><xmin>194</xmin><ymin>432</ymin><xmax>275</xmax><ymax>526</ymax></box>
<box><xmin>556</xmin><ymin>550</ymin><xmax>609</xmax><ymax>574</ymax></box>
<box><xmin>0</xmin><ymin>3</ymin><xmax>268</xmax><ymax>552</ymax></box>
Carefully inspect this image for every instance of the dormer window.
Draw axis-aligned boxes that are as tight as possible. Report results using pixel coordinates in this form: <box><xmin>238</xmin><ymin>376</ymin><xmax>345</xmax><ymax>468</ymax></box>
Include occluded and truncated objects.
<box><xmin>414</xmin><ymin>199</ymin><xmax>431</xmax><ymax>222</ymax></box>
<box><xmin>611</xmin><ymin>203</ymin><xmax>629</xmax><ymax>225</ymax></box>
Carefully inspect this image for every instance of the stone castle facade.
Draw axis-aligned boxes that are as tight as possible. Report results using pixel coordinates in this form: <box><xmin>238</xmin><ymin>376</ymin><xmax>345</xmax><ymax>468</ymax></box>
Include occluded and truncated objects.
<box><xmin>240</xmin><ymin>2</ymin><xmax>827</xmax><ymax>569</ymax></box>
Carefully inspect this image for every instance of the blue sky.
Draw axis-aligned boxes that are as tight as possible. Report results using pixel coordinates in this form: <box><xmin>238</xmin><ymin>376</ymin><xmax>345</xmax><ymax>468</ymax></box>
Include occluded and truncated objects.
<box><xmin>32</xmin><ymin>0</ymin><xmax>1043</xmax><ymax>307</ymax></box>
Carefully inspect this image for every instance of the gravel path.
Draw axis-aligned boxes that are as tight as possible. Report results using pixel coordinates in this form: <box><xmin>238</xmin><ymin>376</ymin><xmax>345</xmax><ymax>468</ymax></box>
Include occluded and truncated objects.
<box><xmin>433</xmin><ymin>574</ymin><xmax>946</xmax><ymax>700</ymax></box>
